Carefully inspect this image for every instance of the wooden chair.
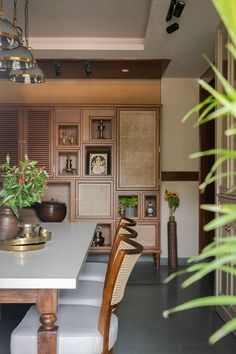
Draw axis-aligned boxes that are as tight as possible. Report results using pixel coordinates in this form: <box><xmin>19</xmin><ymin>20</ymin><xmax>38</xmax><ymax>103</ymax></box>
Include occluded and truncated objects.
<box><xmin>79</xmin><ymin>216</ymin><xmax>136</xmax><ymax>282</ymax></box>
<box><xmin>11</xmin><ymin>238</ymin><xmax>143</xmax><ymax>354</ymax></box>
<box><xmin>59</xmin><ymin>224</ymin><xmax>138</xmax><ymax>306</ymax></box>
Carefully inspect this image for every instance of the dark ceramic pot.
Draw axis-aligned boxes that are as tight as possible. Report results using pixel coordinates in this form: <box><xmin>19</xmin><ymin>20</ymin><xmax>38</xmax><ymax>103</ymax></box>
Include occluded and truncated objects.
<box><xmin>0</xmin><ymin>206</ymin><xmax>19</xmax><ymax>240</ymax></box>
<box><xmin>35</xmin><ymin>200</ymin><xmax>67</xmax><ymax>222</ymax></box>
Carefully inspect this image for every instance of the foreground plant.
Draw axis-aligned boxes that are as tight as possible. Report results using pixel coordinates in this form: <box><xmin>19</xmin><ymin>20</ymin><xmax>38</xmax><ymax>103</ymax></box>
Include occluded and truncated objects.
<box><xmin>163</xmin><ymin>0</ymin><xmax>236</xmax><ymax>344</ymax></box>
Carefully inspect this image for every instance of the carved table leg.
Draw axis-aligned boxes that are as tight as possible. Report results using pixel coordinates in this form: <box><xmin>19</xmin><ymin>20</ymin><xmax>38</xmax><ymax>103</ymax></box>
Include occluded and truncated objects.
<box><xmin>37</xmin><ymin>289</ymin><xmax>58</xmax><ymax>354</ymax></box>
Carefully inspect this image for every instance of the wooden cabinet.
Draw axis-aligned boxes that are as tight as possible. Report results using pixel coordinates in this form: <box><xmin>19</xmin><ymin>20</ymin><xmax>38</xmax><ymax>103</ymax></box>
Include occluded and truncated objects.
<box><xmin>0</xmin><ymin>106</ymin><xmax>53</xmax><ymax>175</ymax></box>
<box><xmin>215</xmin><ymin>23</ymin><xmax>236</xmax><ymax>327</ymax></box>
<box><xmin>0</xmin><ymin>104</ymin><xmax>161</xmax><ymax>265</ymax></box>
<box><xmin>216</xmin><ymin>195</ymin><xmax>236</xmax><ymax>325</ymax></box>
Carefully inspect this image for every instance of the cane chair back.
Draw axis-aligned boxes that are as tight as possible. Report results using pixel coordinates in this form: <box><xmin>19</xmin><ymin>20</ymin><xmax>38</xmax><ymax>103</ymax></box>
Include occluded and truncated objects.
<box><xmin>98</xmin><ymin>237</ymin><xmax>143</xmax><ymax>353</ymax></box>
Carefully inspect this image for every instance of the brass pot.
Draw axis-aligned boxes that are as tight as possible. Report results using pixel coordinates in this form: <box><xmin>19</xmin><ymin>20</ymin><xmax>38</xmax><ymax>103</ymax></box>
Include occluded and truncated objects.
<box><xmin>0</xmin><ymin>206</ymin><xmax>18</xmax><ymax>240</ymax></box>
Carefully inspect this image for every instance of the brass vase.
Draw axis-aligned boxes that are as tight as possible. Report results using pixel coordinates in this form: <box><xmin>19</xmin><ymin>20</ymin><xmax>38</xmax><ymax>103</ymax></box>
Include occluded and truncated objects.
<box><xmin>0</xmin><ymin>206</ymin><xmax>19</xmax><ymax>240</ymax></box>
<box><xmin>167</xmin><ymin>215</ymin><xmax>178</xmax><ymax>268</ymax></box>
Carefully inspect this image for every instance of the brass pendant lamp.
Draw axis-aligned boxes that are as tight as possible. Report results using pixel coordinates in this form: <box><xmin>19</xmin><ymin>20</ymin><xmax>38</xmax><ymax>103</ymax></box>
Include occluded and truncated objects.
<box><xmin>0</xmin><ymin>0</ymin><xmax>36</xmax><ymax>71</ymax></box>
<box><xmin>9</xmin><ymin>0</ymin><xmax>45</xmax><ymax>84</ymax></box>
<box><xmin>9</xmin><ymin>65</ymin><xmax>45</xmax><ymax>83</ymax></box>
<box><xmin>0</xmin><ymin>0</ymin><xmax>21</xmax><ymax>50</ymax></box>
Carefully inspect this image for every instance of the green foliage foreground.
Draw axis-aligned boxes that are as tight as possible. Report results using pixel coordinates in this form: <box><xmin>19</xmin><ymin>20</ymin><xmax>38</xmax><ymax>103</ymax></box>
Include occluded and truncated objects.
<box><xmin>163</xmin><ymin>0</ymin><xmax>236</xmax><ymax>344</ymax></box>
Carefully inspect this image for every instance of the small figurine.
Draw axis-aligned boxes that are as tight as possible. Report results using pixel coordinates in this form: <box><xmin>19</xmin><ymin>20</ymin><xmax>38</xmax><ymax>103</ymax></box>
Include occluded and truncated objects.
<box><xmin>93</xmin><ymin>226</ymin><xmax>105</xmax><ymax>247</ymax></box>
<box><xmin>97</xmin><ymin>120</ymin><xmax>105</xmax><ymax>139</ymax></box>
<box><xmin>69</xmin><ymin>132</ymin><xmax>75</xmax><ymax>145</ymax></box>
<box><xmin>62</xmin><ymin>153</ymin><xmax>77</xmax><ymax>175</ymax></box>
<box><xmin>146</xmin><ymin>201</ymin><xmax>154</xmax><ymax>217</ymax></box>
<box><xmin>61</xmin><ymin>130</ymin><xmax>68</xmax><ymax>145</ymax></box>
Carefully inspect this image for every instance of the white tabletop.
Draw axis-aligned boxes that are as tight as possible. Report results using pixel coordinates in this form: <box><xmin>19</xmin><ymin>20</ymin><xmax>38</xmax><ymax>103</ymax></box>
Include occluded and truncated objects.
<box><xmin>0</xmin><ymin>222</ymin><xmax>96</xmax><ymax>289</ymax></box>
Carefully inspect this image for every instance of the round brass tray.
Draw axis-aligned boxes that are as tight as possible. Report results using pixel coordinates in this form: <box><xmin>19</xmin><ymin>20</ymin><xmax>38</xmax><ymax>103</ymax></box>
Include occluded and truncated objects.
<box><xmin>0</xmin><ymin>236</ymin><xmax>47</xmax><ymax>246</ymax></box>
<box><xmin>0</xmin><ymin>243</ymin><xmax>45</xmax><ymax>252</ymax></box>
<box><xmin>0</xmin><ymin>225</ymin><xmax>51</xmax><ymax>251</ymax></box>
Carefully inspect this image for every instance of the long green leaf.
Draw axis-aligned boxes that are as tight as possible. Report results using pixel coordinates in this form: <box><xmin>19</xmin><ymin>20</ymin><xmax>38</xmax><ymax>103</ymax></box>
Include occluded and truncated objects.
<box><xmin>163</xmin><ymin>295</ymin><xmax>236</xmax><ymax>318</ymax></box>
<box><xmin>212</xmin><ymin>0</ymin><xmax>236</xmax><ymax>46</ymax></box>
<box><xmin>209</xmin><ymin>317</ymin><xmax>236</xmax><ymax>344</ymax></box>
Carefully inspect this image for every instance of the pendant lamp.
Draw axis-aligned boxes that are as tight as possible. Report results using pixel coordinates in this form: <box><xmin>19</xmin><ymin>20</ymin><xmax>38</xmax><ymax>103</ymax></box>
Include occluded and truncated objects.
<box><xmin>9</xmin><ymin>65</ymin><xmax>45</xmax><ymax>84</ymax></box>
<box><xmin>0</xmin><ymin>0</ymin><xmax>36</xmax><ymax>71</ymax></box>
<box><xmin>0</xmin><ymin>0</ymin><xmax>21</xmax><ymax>50</ymax></box>
<box><xmin>9</xmin><ymin>0</ymin><xmax>45</xmax><ymax>83</ymax></box>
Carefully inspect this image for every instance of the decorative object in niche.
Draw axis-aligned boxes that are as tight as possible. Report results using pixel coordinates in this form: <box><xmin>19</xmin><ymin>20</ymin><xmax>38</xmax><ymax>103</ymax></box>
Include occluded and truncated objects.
<box><xmin>62</xmin><ymin>153</ymin><xmax>77</xmax><ymax>175</ymax></box>
<box><xmin>89</xmin><ymin>153</ymin><xmax>108</xmax><ymax>176</ymax></box>
<box><xmin>146</xmin><ymin>200</ymin><xmax>154</xmax><ymax>217</ymax></box>
<box><xmin>97</xmin><ymin>119</ymin><xmax>105</xmax><ymax>139</ymax></box>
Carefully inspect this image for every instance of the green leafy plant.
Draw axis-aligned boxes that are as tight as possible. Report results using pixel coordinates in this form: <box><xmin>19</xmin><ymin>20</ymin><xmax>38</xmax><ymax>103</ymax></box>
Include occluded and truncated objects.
<box><xmin>164</xmin><ymin>190</ymin><xmax>180</xmax><ymax>217</ymax></box>
<box><xmin>0</xmin><ymin>155</ymin><xmax>48</xmax><ymax>217</ymax></box>
<box><xmin>119</xmin><ymin>196</ymin><xmax>138</xmax><ymax>209</ymax></box>
<box><xmin>163</xmin><ymin>0</ymin><xmax>236</xmax><ymax>344</ymax></box>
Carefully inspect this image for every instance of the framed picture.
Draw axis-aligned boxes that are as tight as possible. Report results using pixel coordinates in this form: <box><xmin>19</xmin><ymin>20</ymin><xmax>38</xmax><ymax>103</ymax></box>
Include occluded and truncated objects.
<box><xmin>89</xmin><ymin>152</ymin><xmax>108</xmax><ymax>176</ymax></box>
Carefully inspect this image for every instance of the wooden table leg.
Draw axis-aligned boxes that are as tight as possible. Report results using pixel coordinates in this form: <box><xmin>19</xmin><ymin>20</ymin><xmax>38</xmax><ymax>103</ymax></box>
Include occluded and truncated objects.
<box><xmin>37</xmin><ymin>289</ymin><xmax>58</xmax><ymax>354</ymax></box>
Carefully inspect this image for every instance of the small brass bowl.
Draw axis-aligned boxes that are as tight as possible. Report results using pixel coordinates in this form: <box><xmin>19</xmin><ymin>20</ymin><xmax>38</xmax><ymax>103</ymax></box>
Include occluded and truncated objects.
<box><xmin>17</xmin><ymin>224</ymin><xmax>39</xmax><ymax>238</ymax></box>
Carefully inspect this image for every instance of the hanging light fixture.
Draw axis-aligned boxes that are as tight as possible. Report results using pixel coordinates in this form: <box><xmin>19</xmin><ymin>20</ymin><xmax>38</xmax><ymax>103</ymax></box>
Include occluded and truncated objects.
<box><xmin>0</xmin><ymin>0</ymin><xmax>21</xmax><ymax>50</ymax></box>
<box><xmin>9</xmin><ymin>65</ymin><xmax>45</xmax><ymax>83</ymax></box>
<box><xmin>9</xmin><ymin>0</ymin><xmax>45</xmax><ymax>84</ymax></box>
<box><xmin>0</xmin><ymin>0</ymin><xmax>36</xmax><ymax>71</ymax></box>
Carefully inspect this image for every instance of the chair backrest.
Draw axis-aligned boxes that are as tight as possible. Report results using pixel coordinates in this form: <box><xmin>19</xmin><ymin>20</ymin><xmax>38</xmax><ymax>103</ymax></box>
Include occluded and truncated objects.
<box><xmin>98</xmin><ymin>237</ymin><xmax>143</xmax><ymax>353</ymax></box>
<box><xmin>106</xmin><ymin>217</ymin><xmax>137</xmax><ymax>270</ymax></box>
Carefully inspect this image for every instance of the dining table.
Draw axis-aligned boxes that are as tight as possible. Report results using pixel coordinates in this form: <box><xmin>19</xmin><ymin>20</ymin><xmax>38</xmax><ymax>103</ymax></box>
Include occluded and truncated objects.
<box><xmin>0</xmin><ymin>221</ymin><xmax>96</xmax><ymax>354</ymax></box>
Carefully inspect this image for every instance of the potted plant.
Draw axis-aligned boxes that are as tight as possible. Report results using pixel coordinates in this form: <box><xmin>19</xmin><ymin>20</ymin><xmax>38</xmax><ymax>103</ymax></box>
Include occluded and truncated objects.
<box><xmin>0</xmin><ymin>154</ymin><xmax>48</xmax><ymax>240</ymax></box>
<box><xmin>119</xmin><ymin>196</ymin><xmax>138</xmax><ymax>218</ymax></box>
<box><xmin>164</xmin><ymin>190</ymin><xmax>180</xmax><ymax>268</ymax></box>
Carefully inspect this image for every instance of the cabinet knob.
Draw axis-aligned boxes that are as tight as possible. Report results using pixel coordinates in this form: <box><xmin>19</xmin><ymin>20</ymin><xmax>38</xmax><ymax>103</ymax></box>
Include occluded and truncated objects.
<box><xmin>224</xmin><ymin>224</ymin><xmax>231</xmax><ymax>232</ymax></box>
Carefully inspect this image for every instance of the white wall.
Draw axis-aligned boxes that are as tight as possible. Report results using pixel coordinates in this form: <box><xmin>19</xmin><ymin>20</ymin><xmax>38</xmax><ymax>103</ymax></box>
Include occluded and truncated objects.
<box><xmin>161</xmin><ymin>78</ymin><xmax>199</xmax><ymax>258</ymax></box>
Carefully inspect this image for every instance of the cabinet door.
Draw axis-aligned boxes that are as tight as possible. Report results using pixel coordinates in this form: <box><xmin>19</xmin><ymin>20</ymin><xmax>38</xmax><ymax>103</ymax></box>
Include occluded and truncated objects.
<box><xmin>216</xmin><ymin>195</ymin><xmax>236</xmax><ymax>322</ymax></box>
<box><xmin>0</xmin><ymin>107</ymin><xmax>22</xmax><ymax>166</ymax></box>
<box><xmin>216</xmin><ymin>25</ymin><xmax>231</xmax><ymax>193</ymax></box>
<box><xmin>117</xmin><ymin>108</ymin><xmax>160</xmax><ymax>189</ymax></box>
<box><xmin>24</xmin><ymin>108</ymin><xmax>53</xmax><ymax>175</ymax></box>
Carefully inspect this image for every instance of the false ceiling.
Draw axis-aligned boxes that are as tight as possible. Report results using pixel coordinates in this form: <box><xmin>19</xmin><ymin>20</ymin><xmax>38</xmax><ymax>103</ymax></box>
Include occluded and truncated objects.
<box><xmin>3</xmin><ymin>0</ymin><xmax>220</xmax><ymax>78</ymax></box>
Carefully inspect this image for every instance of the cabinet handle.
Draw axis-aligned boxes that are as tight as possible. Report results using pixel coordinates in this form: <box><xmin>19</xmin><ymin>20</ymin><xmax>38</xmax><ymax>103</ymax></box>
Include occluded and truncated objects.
<box><xmin>224</xmin><ymin>224</ymin><xmax>232</xmax><ymax>232</ymax></box>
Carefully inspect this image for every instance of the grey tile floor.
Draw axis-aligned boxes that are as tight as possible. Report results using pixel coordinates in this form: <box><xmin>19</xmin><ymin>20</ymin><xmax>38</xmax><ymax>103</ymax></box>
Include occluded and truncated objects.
<box><xmin>0</xmin><ymin>263</ymin><xmax>236</xmax><ymax>354</ymax></box>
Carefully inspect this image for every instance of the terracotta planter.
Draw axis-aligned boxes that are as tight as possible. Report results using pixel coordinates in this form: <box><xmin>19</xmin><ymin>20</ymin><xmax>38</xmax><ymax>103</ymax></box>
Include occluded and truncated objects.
<box><xmin>0</xmin><ymin>206</ymin><xmax>19</xmax><ymax>240</ymax></box>
<box><xmin>167</xmin><ymin>216</ymin><xmax>178</xmax><ymax>268</ymax></box>
<box><xmin>35</xmin><ymin>200</ymin><xmax>67</xmax><ymax>222</ymax></box>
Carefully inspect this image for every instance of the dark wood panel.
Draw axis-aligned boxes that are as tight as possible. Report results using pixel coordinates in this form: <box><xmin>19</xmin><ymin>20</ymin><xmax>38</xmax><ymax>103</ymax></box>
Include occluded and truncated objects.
<box><xmin>26</xmin><ymin>109</ymin><xmax>52</xmax><ymax>174</ymax></box>
<box><xmin>0</xmin><ymin>109</ymin><xmax>20</xmax><ymax>166</ymax></box>
<box><xmin>161</xmin><ymin>171</ymin><xmax>199</xmax><ymax>181</ymax></box>
<box><xmin>35</xmin><ymin>59</ymin><xmax>170</xmax><ymax>80</ymax></box>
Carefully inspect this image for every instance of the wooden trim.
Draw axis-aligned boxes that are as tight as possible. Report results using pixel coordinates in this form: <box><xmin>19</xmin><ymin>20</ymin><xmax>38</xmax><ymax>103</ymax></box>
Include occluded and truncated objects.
<box><xmin>161</xmin><ymin>171</ymin><xmax>199</xmax><ymax>181</ymax></box>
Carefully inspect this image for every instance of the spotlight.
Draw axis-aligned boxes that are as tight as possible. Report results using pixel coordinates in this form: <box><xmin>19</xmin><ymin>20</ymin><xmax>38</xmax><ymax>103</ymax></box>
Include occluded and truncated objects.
<box><xmin>173</xmin><ymin>1</ymin><xmax>185</xmax><ymax>18</ymax></box>
<box><xmin>166</xmin><ymin>0</ymin><xmax>177</xmax><ymax>22</ymax></box>
<box><xmin>84</xmin><ymin>61</ymin><xmax>92</xmax><ymax>77</ymax></box>
<box><xmin>54</xmin><ymin>62</ymin><xmax>61</xmax><ymax>76</ymax></box>
<box><xmin>166</xmin><ymin>23</ymin><xmax>179</xmax><ymax>34</ymax></box>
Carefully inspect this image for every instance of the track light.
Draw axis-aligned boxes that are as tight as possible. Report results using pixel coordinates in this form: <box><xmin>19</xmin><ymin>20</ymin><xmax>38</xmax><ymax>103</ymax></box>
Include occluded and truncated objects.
<box><xmin>54</xmin><ymin>62</ymin><xmax>61</xmax><ymax>76</ymax></box>
<box><xmin>84</xmin><ymin>61</ymin><xmax>92</xmax><ymax>77</ymax></box>
<box><xmin>166</xmin><ymin>0</ymin><xmax>176</xmax><ymax>22</ymax></box>
<box><xmin>166</xmin><ymin>0</ymin><xmax>185</xmax><ymax>22</ymax></box>
<box><xmin>166</xmin><ymin>23</ymin><xmax>179</xmax><ymax>34</ymax></box>
<box><xmin>173</xmin><ymin>1</ymin><xmax>185</xmax><ymax>18</ymax></box>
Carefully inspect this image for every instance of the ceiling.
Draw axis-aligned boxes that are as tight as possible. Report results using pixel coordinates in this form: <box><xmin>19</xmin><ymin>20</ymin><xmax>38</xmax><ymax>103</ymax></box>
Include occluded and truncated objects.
<box><xmin>3</xmin><ymin>0</ymin><xmax>220</xmax><ymax>78</ymax></box>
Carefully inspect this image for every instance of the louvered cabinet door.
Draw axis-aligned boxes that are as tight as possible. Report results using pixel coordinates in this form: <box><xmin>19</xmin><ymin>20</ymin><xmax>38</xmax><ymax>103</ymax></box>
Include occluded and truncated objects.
<box><xmin>0</xmin><ymin>108</ymin><xmax>22</xmax><ymax>166</ymax></box>
<box><xmin>24</xmin><ymin>108</ymin><xmax>53</xmax><ymax>176</ymax></box>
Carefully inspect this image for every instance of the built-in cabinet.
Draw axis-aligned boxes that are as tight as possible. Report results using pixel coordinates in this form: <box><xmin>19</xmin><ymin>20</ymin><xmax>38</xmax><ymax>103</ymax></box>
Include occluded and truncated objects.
<box><xmin>0</xmin><ymin>107</ymin><xmax>53</xmax><ymax>174</ymax></box>
<box><xmin>215</xmin><ymin>24</ymin><xmax>236</xmax><ymax>325</ymax></box>
<box><xmin>0</xmin><ymin>104</ymin><xmax>161</xmax><ymax>265</ymax></box>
